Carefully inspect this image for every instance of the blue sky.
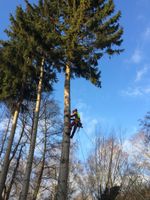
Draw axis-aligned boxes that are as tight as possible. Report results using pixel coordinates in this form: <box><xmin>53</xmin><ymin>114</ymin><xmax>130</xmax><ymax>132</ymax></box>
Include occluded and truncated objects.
<box><xmin>0</xmin><ymin>0</ymin><xmax>150</xmax><ymax>157</ymax></box>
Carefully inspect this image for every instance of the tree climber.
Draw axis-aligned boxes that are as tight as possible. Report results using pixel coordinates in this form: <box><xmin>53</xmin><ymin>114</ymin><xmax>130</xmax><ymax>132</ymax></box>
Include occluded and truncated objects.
<box><xmin>70</xmin><ymin>109</ymin><xmax>83</xmax><ymax>138</ymax></box>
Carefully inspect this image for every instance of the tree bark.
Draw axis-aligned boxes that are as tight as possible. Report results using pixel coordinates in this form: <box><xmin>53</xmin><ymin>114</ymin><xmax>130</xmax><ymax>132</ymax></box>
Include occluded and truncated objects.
<box><xmin>56</xmin><ymin>63</ymin><xmax>71</xmax><ymax>200</ymax></box>
<box><xmin>32</xmin><ymin>124</ymin><xmax>47</xmax><ymax>200</ymax></box>
<box><xmin>0</xmin><ymin>117</ymin><xmax>11</xmax><ymax>158</ymax></box>
<box><xmin>0</xmin><ymin>101</ymin><xmax>21</xmax><ymax>199</ymax></box>
<box><xmin>9</xmin><ymin>120</ymin><xmax>25</xmax><ymax>163</ymax></box>
<box><xmin>19</xmin><ymin>58</ymin><xmax>44</xmax><ymax>200</ymax></box>
<box><xmin>5</xmin><ymin>144</ymin><xmax>24</xmax><ymax>200</ymax></box>
<box><xmin>106</xmin><ymin>139</ymin><xmax>114</xmax><ymax>189</ymax></box>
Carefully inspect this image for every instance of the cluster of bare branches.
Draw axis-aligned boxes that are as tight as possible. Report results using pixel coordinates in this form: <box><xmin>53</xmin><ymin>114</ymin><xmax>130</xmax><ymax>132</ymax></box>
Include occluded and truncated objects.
<box><xmin>0</xmin><ymin>98</ymin><xmax>63</xmax><ymax>200</ymax></box>
<box><xmin>66</xmin><ymin>126</ymin><xmax>150</xmax><ymax>200</ymax></box>
<box><xmin>0</xmin><ymin>102</ymin><xmax>150</xmax><ymax>200</ymax></box>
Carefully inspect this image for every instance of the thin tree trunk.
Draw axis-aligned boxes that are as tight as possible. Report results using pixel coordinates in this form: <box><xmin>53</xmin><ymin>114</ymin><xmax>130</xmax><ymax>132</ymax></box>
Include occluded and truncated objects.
<box><xmin>56</xmin><ymin>63</ymin><xmax>71</xmax><ymax>200</ymax></box>
<box><xmin>0</xmin><ymin>102</ymin><xmax>21</xmax><ymax>199</ymax></box>
<box><xmin>32</xmin><ymin>154</ymin><xmax>45</xmax><ymax>200</ymax></box>
<box><xmin>5</xmin><ymin>144</ymin><xmax>24</xmax><ymax>200</ymax></box>
<box><xmin>0</xmin><ymin>117</ymin><xmax>11</xmax><ymax>158</ymax></box>
<box><xmin>106</xmin><ymin>139</ymin><xmax>114</xmax><ymax>189</ymax></box>
<box><xmin>9</xmin><ymin>120</ymin><xmax>26</xmax><ymax>163</ymax></box>
<box><xmin>32</xmin><ymin>124</ymin><xmax>47</xmax><ymax>200</ymax></box>
<box><xmin>19</xmin><ymin>58</ymin><xmax>44</xmax><ymax>200</ymax></box>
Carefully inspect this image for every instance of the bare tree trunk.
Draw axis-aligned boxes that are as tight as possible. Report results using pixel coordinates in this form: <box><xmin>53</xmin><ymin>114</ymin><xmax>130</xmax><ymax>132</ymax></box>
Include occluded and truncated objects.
<box><xmin>106</xmin><ymin>138</ymin><xmax>114</xmax><ymax>189</ymax></box>
<box><xmin>9</xmin><ymin>120</ymin><xmax>26</xmax><ymax>163</ymax></box>
<box><xmin>32</xmin><ymin>125</ymin><xmax>47</xmax><ymax>200</ymax></box>
<box><xmin>0</xmin><ymin>117</ymin><xmax>11</xmax><ymax>158</ymax></box>
<box><xmin>0</xmin><ymin>102</ymin><xmax>21</xmax><ymax>199</ymax></box>
<box><xmin>5</xmin><ymin>144</ymin><xmax>24</xmax><ymax>200</ymax></box>
<box><xmin>19</xmin><ymin>59</ymin><xmax>44</xmax><ymax>200</ymax></box>
<box><xmin>56</xmin><ymin>63</ymin><xmax>71</xmax><ymax>200</ymax></box>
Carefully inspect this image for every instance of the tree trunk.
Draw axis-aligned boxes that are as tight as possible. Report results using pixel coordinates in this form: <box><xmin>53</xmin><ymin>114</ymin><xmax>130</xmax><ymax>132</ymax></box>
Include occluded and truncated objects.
<box><xmin>106</xmin><ymin>139</ymin><xmax>114</xmax><ymax>189</ymax></box>
<box><xmin>9</xmin><ymin>120</ymin><xmax>25</xmax><ymax>163</ymax></box>
<box><xmin>32</xmin><ymin>124</ymin><xmax>47</xmax><ymax>200</ymax></box>
<box><xmin>0</xmin><ymin>117</ymin><xmax>11</xmax><ymax>158</ymax></box>
<box><xmin>19</xmin><ymin>58</ymin><xmax>44</xmax><ymax>200</ymax></box>
<box><xmin>0</xmin><ymin>102</ymin><xmax>21</xmax><ymax>199</ymax></box>
<box><xmin>5</xmin><ymin>144</ymin><xmax>24</xmax><ymax>200</ymax></box>
<box><xmin>56</xmin><ymin>63</ymin><xmax>71</xmax><ymax>200</ymax></box>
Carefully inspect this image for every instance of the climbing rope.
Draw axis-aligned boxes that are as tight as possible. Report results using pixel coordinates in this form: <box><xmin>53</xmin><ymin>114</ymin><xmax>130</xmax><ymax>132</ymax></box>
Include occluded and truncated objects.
<box><xmin>82</xmin><ymin>128</ymin><xmax>95</xmax><ymax>145</ymax></box>
<box><xmin>78</xmin><ymin>133</ymin><xmax>87</xmax><ymax>164</ymax></box>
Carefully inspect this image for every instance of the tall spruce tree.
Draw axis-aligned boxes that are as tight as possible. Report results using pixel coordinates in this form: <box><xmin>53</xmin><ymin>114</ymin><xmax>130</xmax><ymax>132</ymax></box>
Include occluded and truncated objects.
<box><xmin>0</xmin><ymin>2</ymin><xmax>58</xmax><ymax>198</ymax></box>
<box><xmin>0</xmin><ymin>39</ymin><xmax>38</xmax><ymax>198</ymax></box>
<box><xmin>54</xmin><ymin>0</ymin><xmax>123</xmax><ymax>199</ymax></box>
<box><xmin>4</xmin><ymin>2</ymin><xmax>61</xmax><ymax>200</ymax></box>
<box><xmin>19</xmin><ymin>1</ymin><xmax>123</xmax><ymax>199</ymax></box>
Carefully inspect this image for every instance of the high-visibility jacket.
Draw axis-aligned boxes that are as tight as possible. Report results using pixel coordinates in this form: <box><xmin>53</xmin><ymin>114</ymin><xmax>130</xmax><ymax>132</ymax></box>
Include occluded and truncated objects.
<box><xmin>71</xmin><ymin>111</ymin><xmax>80</xmax><ymax>124</ymax></box>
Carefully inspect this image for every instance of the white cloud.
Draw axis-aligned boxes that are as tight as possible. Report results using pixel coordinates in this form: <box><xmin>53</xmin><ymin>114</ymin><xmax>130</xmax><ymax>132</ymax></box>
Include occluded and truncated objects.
<box><xmin>122</xmin><ymin>87</ymin><xmax>142</xmax><ymax>96</ymax></box>
<box><xmin>121</xmin><ymin>64</ymin><xmax>150</xmax><ymax>97</ymax></box>
<box><xmin>143</xmin><ymin>27</ymin><xmax>150</xmax><ymax>39</ymax></box>
<box><xmin>121</xmin><ymin>86</ymin><xmax>150</xmax><ymax>97</ymax></box>
<box><xmin>144</xmin><ymin>86</ymin><xmax>150</xmax><ymax>94</ymax></box>
<box><xmin>131</xmin><ymin>49</ymin><xmax>143</xmax><ymax>64</ymax></box>
<box><xmin>135</xmin><ymin>66</ymin><xmax>149</xmax><ymax>82</ymax></box>
<box><xmin>141</xmin><ymin>26</ymin><xmax>150</xmax><ymax>43</ymax></box>
<box><xmin>84</xmin><ymin>118</ymin><xmax>99</xmax><ymax>136</ymax></box>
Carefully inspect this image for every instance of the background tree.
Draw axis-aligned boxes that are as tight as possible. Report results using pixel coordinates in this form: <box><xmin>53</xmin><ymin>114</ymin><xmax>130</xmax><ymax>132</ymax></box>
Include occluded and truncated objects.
<box><xmin>0</xmin><ymin>106</ymin><xmax>11</xmax><ymax>160</ymax></box>
<box><xmin>83</xmin><ymin>135</ymin><xmax>128</xmax><ymax>200</ymax></box>
<box><xmin>0</xmin><ymin>0</ymin><xmax>59</xmax><ymax>197</ymax></box>
<box><xmin>0</xmin><ymin>38</ymin><xmax>38</xmax><ymax>198</ymax></box>
<box><xmin>0</xmin><ymin>97</ymin><xmax>63</xmax><ymax>200</ymax></box>
<box><xmin>23</xmin><ymin>98</ymin><xmax>62</xmax><ymax>200</ymax></box>
<box><xmin>139</xmin><ymin>111</ymin><xmax>150</xmax><ymax>143</ymax></box>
